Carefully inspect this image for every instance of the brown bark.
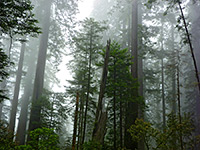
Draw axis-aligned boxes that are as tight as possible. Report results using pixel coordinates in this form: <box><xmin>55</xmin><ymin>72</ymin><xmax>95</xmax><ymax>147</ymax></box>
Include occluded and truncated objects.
<box><xmin>72</xmin><ymin>92</ymin><xmax>79</xmax><ymax>150</ymax></box>
<box><xmin>92</xmin><ymin>40</ymin><xmax>111</xmax><ymax>143</ymax></box>
<box><xmin>15</xmin><ymin>41</ymin><xmax>37</xmax><ymax>145</ymax></box>
<box><xmin>27</xmin><ymin>0</ymin><xmax>52</xmax><ymax>141</ymax></box>
<box><xmin>125</xmin><ymin>0</ymin><xmax>138</xmax><ymax>149</ymax></box>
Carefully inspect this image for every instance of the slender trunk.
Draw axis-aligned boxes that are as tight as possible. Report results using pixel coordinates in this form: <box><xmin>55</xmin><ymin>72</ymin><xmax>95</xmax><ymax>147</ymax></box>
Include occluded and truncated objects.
<box><xmin>177</xmin><ymin>0</ymin><xmax>200</xmax><ymax>93</ymax></box>
<box><xmin>177</xmin><ymin>51</ymin><xmax>183</xmax><ymax>150</ymax></box>
<box><xmin>113</xmin><ymin>58</ymin><xmax>116</xmax><ymax>150</ymax></box>
<box><xmin>77</xmin><ymin>96</ymin><xmax>83</xmax><ymax>150</ymax></box>
<box><xmin>28</xmin><ymin>0</ymin><xmax>52</xmax><ymax>140</ymax></box>
<box><xmin>9</xmin><ymin>41</ymin><xmax>26</xmax><ymax>133</ymax></box>
<box><xmin>138</xmin><ymin>2</ymin><xmax>145</xmax><ymax>149</ymax></box>
<box><xmin>8</xmin><ymin>36</ymin><xmax>13</xmax><ymax>59</ymax></box>
<box><xmin>79</xmin><ymin>101</ymin><xmax>84</xmax><ymax>150</ymax></box>
<box><xmin>72</xmin><ymin>92</ymin><xmax>79</xmax><ymax>150</ymax></box>
<box><xmin>128</xmin><ymin>6</ymin><xmax>131</xmax><ymax>53</ymax></box>
<box><xmin>161</xmin><ymin>21</ymin><xmax>166</xmax><ymax>128</ymax></box>
<box><xmin>125</xmin><ymin>0</ymin><xmax>138</xmax><ymax>149</ymax></box>
<box><xmin>171</xmin><ymin>23</ymin><xmax>176</xmax><ymax>114</ymax></box>
<box><xmin>120</xmin><ymin>94</ymin><xmax>123</xmax><ymax>148</ymax></box>
<box><xmin>82</xmin><ymin>27</ymin><xmax>93</xmax><ymax>144</ymax></box>
<box><xmin>190</xmin><ymin>5</ymin><xmax>200</xmax><ymax>149</ymax></box>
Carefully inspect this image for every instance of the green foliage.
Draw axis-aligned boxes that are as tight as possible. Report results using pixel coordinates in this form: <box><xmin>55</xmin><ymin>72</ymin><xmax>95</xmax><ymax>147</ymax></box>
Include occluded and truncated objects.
<box><xmin>67</xmin><ymin>18</ymin><xmax>107</xmax><ymax>139</ymax></box>
<box><xmin>31</xmin><ymin>89</ymin><xmax>68</xmax><ymax>133</ymax></box>
<box><xmin>128</xmin><ymin>114</ymin><xmax>199</xmax><ymax>150</ymax></box>
<box><xmin>0</xmin><ymin>124</ymin><xmax>60</xmax><ymax>150</ymax></box>
<box><xmin>0</xmin><ymin>48</ymin><xmax>10</xmax><ymax>102</ymax></box>
<box><xmin>28</xmin><ymin>127</ymin><xmax>60</xmax><ymax>150</ymax></box>
<box><xmin>0</xmin><ymin>0</ymin><xmax>41</xmax><ymax>36</ymax></box>
<box><xmin>0</xmin><ymin>121</ymin><xmax>17</xmax><ymax>149</ymax></box>
<box><xmin>83</xmin><ymin>140</ymin><xmax>102</xmax><ymax>150</ymax></box>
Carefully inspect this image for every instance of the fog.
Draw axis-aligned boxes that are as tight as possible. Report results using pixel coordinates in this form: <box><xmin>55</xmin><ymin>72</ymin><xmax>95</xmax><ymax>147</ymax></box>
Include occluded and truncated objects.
<box><xmin>0</xmin><ymin>0</ymin><xmax>200</xmax><ymax>149</ymax></box>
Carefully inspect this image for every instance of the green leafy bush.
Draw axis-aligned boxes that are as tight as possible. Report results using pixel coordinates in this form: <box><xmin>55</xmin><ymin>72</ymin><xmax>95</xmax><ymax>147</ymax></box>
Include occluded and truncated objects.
<box><xmin>83</xmin><ymin>140</ymin><xmax>102</xmax><ymax>150</ymax></box>
<box><xmin>128</xmin><ymin>114</ymin><xmax>200</xmax><ymax>150</ymax></box>
<box><xmin>28</xmin><ymin>127</ymin><xmax>60</xmax><ymax>150</ymax></box>
<box><xmin>0</xmin><ymin>121</ymin><xmax>17</xmax><ymax>149</ymax></box>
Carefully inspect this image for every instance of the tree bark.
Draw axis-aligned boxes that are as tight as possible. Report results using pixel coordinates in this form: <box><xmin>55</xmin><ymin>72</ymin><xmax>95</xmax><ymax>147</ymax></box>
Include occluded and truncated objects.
<box><xmin>82</xmin><ymin>27</ymin><xmax>93</xmax><ymax>145</ymax></box>
<box><xmin>72</xmin><ymin>92</ymin><xmax>79</xmax><ymax>150</ymax></box>
<box><xmin>92</xmin><ymin>40</ymin><xmax>110</xmax><ymax>143</ymax></box>
<box><xmin>15</xmin><ymin>40</ymin><xmax>37</xmax><ymax>145</ymax></box>
<box><xmin>171</xmin><ymin>23</ymin><xmax>177</xmax><ymax>114</ymax></box>
<box><xmin>9</xmin><ymin>41</ymin><xmax>26</xmax><ymax>133</ymax></box>
<box><xmin>125</xmin><ymin>0</ymin><xmax>138</xmax><ymax>149</ymax></box>
<box><xmin>27</xmin><ymin>0</ymin><xmax>52</xmax><ymax>140</ymax></box>
<box><xmin>113</xmin><ymin>57</ymin><xmax>116</xmax><ymax>150</ymax></box>
<box><xmin>161</xmin><ymin>21</ymin><xmax>166</xmax><ymax>128</ymax></box>
<box><xmin>177</xmin><ymin>51</ymin><xmax>183</xmax><ymax>150</ymax></box>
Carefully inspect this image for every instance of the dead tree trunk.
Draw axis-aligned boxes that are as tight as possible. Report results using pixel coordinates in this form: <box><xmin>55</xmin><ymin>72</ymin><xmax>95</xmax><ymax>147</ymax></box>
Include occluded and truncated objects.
<box><xmin>92</xmin><ymin>40</ymin><xmax>111</xmax><ymax>143</ymax></box>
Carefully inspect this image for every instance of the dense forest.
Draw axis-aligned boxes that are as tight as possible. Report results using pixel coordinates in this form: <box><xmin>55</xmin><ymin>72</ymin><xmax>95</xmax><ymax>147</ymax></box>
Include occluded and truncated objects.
<box><xmin>0</xmin><ymin>0</ymin><xmax>200</xmax><ymax>149</ymax></box>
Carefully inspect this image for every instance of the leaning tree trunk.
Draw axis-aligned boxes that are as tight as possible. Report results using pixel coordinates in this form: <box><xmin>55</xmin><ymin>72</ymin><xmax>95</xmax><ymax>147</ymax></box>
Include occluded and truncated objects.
<box><xmin>27</xmin><ymin>0</ymin><xmax>52</xmax><ymax>141</ymax></box>
<box><xmin>125</xmin><ymin>0</ymin><xmax>138</xmax><ymax>149</ymax></box>
<box><xmin>190</xmin><ymin>4</ymin><xmax>200</xmax><ymax>149</ymax></box>
<box><xmin>177</xmin><ymin>0</ymin><xmax>200</xmax><ymax>93</ymax></box>
<box><xmin>9</xmin><ymin>41</ymin><xmax>26</xmax><ymax>133</ymax></box>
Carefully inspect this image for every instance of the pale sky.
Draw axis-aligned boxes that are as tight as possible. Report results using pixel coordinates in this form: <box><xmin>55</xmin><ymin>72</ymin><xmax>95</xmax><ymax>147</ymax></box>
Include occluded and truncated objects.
<box><xmin>53</xmin><ymin>0</ymin><xmax>95</xmax><ymax>92</ymax></box>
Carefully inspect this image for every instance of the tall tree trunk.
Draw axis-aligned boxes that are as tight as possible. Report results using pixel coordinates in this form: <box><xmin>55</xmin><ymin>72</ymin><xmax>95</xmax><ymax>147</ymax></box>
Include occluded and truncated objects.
<box><xmin>15</xmin><ymin>41</ymin><xmax>37</xmax><ymax>145</ymax></box>
<box><xmin>77</xmin><ymin>96</ymin><xmax>84</xmax><ymax>150</ymax></box>
<box><xmin>177</xmin><ymin>0</ymin><xmax>200</xmax><ymax>93</ymax></box>
<box><xmin>27</xmin><ymin>0</ymin><xmax>52</xmax><ymax>140</ymax></box>
<box><xmin>171</xmin><ymin>23</ymin><xmax>176</xmax><ymax>114</ymax></box>
<box><xmin>190</xmin><ymin>4</ymin><xmax>200</xmax><ymax>149</ymax></box>
<box><xmin>72</xmin><ymin>92</ymin><xmax>79</xmax><ymax>150</ymax></box>
<box><xmin>92</xmin><ymin>40</ymin><xmax>110</xmax><ymax>143</ymax></box>
<box><xmin>177</xmin><ymin>51</ymin><xmax>183</xmax><ymax>150</ymax></box>
<box><xmin>120</xmin><ymin>93</ymin><xmax>123</xmax><ymax>148</ymax></box>
<box><xmin>82</xmin><ymin>27</ymin><xmax>93</xmax><ymax>145</ymax></box>
<box><xmin>161</xmin><ymin>21</ymin><xmax>166</xmax><ymax>128</ymax></box>
<box><xmin>138</xmin><ymin>2</ymin><xmax>145</xmax><ymax>149</ymax></box>
<box><xmin>9</xmin><ymin>41</ymin><xmax>26</xmax><ymax>133</ymax></box>
<box><xmin>113</xmin><ymin>57</ymin><xmax>116</xmax><ymax>150</ymax></box>
<box><xmin>125</xmin><ymin>0</ymin><xmax>138</xmax><ymax>149</ymax></box>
